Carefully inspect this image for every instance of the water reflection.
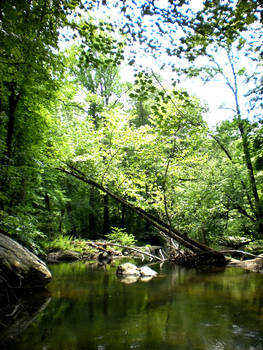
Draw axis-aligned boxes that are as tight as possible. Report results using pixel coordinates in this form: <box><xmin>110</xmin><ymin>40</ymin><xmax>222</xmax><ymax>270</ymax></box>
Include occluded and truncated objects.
<box><xmin>3</xmin><ymin>260</ymin><xmax>263</xmax><ymax>350</ymax></box>
<box><xmin>0</xmin><ymin>293</ymin><xmax>51</xmax><ymax>349</ymax></box>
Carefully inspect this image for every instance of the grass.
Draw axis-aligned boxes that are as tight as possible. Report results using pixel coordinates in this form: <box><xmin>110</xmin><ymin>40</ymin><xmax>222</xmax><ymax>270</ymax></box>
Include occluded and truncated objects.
<box><xmin>43</xmin><ymin>235</ymin><xmax>96</xmax><ymax>255</ymax></box>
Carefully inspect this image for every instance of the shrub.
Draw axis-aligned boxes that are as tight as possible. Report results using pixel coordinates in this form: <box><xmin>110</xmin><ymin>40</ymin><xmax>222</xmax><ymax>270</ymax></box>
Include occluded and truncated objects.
<box><xmin>105</xmin><ymin>227</ymin><xmax>137</xmax><ymax>246</ymax></box>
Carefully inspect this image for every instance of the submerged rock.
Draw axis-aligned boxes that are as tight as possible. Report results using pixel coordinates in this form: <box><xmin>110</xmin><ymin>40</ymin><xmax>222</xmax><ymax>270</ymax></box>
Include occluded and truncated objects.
<box><xmin>140</xmin><ymin>276</ymin><xmax>155</xmax><ymax>282</ymax></box>
<box><xmin>0</xmin><ymin>233</ymin><xmax>52</xmax><ymax>290</ymax></box>
<box><xmin>119</xmin><ymin>275</ymin><xmax>140</xmax><ymax>284</ymax></box>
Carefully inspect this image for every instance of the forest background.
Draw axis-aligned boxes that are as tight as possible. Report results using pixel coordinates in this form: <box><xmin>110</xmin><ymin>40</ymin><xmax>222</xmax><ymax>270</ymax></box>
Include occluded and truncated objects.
<box><xmin>0</xmin><ymin>0</ymin><xmax>262</xmax><ymax>255</ymax></box>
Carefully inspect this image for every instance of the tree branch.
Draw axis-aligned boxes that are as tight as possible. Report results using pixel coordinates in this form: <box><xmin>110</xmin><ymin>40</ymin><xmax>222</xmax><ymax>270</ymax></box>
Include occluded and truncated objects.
<box><xmin>226</xmin><ymin>194</ymin><xmax>256</xmax><ymax>222</ymax></box>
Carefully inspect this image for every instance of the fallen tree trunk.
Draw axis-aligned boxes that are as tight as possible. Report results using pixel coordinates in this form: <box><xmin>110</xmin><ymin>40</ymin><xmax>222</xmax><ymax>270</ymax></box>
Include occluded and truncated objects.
<box><xmin>227</xmin><ymin>256</ymin><xmax>263</xmax><ymax>273</ymax></box>
<box><xmin>63</xmin><ymin>165</ymin><xmax>214</xmax><ymax>253</ymax></box>
<box><xmin>58</xmin><ymin>165</ymin><xmax>226</xmax><ymax>266</ymax></box>
<box><xmin>219</xmin><ymin>250</ymin><xmax>258</xmax><ymax>258</ymax></box>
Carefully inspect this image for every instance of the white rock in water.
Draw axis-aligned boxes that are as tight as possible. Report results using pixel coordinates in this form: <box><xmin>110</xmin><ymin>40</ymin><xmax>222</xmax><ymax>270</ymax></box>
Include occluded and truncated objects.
<box><xmin>139</xmin><ymin>266</ymin><xmax>157</xmax><ymax>277</ymax></box>
<box><xmin>116</xmin><ymin>263</ymin><xmax>140</xmax><ymax>276</ymax></box>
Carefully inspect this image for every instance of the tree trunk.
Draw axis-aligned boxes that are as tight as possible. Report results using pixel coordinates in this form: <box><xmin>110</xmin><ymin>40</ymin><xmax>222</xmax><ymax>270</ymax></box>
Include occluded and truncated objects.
<box><xmin>89</xmin><ymin>187</ymin><xmax>96</xmax><ymax>234</ymax></box>
<box><xmin>2</xmin><ymin>84</ymin><xmax>21</xmax><ymax>165</ymax></box>
<box><xmin>228</xmin><ymin>51</ymin><xmax>263</xmax><ymax>236</ymax></box>
<box><xmin>66</xmin><ymin>202</ymin><xmax>77</xmax><ymax>236</ymax></box>
<box><xmin>238</xmin><ymin>120</ymin><xmax>263</xmax><ymax>235</ymax></box>
<box><xmin>121</xmin><ymin>202</ymin><xmax>125</xmax><ymax>228</ymax></box>
<box><xmin>102</xmin><ymin>194</ymin><xmax>110</xmax><ymax>235</ymax></box>
<box><xmin>59</xmin><ymin>208</ymin><xmax>65</xmax><ymax>233</ymax></box>
<box><xmin>0</xmin><ymin>85</ymin><xmax>21</xmax><ymax>210</ymax></box>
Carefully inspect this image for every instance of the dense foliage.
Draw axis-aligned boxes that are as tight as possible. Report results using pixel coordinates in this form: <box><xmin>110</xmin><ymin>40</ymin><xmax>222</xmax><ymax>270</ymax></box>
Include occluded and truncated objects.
<box><xmin>0</xmin><ymin>0</ymin><xmax>262</xmax><ymax>253</ymax></box>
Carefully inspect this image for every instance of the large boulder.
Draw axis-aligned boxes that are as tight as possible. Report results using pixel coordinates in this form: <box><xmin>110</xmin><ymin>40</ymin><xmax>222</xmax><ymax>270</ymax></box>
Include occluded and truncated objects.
<box><xmin>0</xmin><ymin>233</ymin><xmax>52</xmax><ymax>291</ymax></box>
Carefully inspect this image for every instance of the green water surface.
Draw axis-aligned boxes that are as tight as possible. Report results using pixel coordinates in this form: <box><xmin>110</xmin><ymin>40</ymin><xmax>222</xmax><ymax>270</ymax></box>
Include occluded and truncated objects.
<box><xmin>6</xmin><ymin>260</ymin><xmax>263</xmax><ymax>350</ymax></box>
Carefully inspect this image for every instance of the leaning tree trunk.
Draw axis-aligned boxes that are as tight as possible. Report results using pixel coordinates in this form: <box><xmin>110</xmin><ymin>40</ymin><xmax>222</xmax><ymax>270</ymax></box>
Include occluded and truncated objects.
<box><xmin>58</xmin><ymin>165</ymin><xmax>226</xmax><ymax>266</ymax></box>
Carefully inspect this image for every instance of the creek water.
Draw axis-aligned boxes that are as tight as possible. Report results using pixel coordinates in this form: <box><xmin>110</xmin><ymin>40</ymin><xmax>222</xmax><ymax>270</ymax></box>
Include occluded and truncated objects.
<box><xmin>6</xmin><ymin>259</ymin><xmax>263</xmax><ymax>350</ymax></box>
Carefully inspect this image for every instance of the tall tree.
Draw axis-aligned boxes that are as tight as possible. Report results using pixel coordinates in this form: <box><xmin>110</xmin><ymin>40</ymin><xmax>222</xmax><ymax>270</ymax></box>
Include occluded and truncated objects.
<box><xmin>0</xmin><ymin>1</ymin><xmax>125</xmax><ymax>245</ymax></box>
<box><xmin>175</xmin><ymin>33</ymin><xmax>263</xmax><ymax>236</ymax></box>
<box><xmin>63</xmin><ymin>35</ymin><xmax>125</xmax><ymax>236</ymax></box>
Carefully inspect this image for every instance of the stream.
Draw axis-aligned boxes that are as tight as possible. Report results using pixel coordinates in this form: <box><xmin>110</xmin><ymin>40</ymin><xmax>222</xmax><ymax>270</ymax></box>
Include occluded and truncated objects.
<box><xmin>3</xmin><ymin>259</ymin><xmax>263</xmax><ymax>350</ymax></box>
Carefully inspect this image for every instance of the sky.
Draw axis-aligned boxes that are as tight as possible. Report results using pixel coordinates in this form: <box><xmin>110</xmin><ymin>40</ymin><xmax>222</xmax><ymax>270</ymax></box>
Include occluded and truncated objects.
<box><xmin>89</xmin><ymin>1</ymin><xmax>239</xmax><ymax>128</ymax></box>
<box><xmin>119</xmin><ymin>52</ymin><xmax>235</xmax><ymax>128</ymax></box>
<box><xmin>177</xmin><ymin>76</ymin><xmax>235</xmax><ymax>127</ymax></box>
<box><xmin>63</xmin><ymin>1</ymin><xmax>261</xmax><ymax>128</ymax></box>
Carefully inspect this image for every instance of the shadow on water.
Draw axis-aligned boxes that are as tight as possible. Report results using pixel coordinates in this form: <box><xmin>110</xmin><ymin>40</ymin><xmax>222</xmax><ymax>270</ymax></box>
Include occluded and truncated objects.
<box><xmin>1</xmin><ymin>259</ymin><xmax>263</xmax><ymax>350</ymax></box>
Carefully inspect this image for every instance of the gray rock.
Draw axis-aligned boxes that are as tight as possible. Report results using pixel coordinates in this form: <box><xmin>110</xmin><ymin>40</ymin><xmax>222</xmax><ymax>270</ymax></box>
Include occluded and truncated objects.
<box><xmin>47</xmin><ymin>249</ymin><xmax>80</xmax><ymax>263</ymax></box>
<box><xmin>0</xmin><ymin>233</ymin><xmax>52</xmax><ymax>289</ymax></box>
